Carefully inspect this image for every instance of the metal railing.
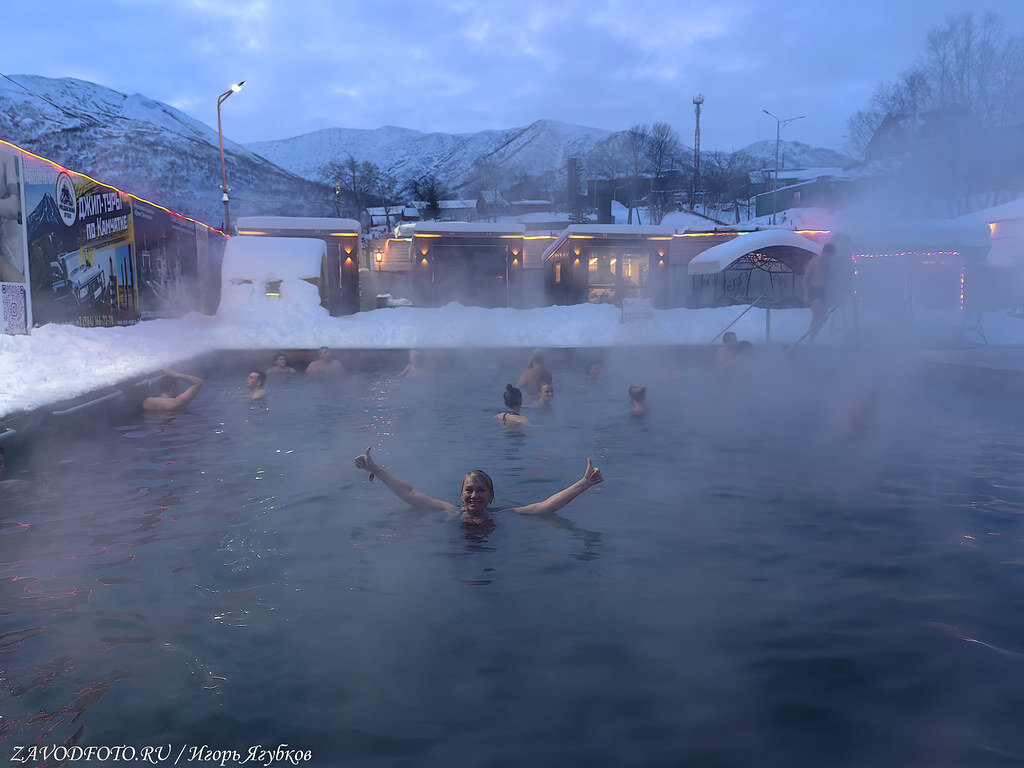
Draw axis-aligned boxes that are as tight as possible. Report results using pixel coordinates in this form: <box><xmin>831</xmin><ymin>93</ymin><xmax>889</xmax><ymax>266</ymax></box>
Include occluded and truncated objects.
<box><xmin>707</xmin><ymin>295</ymin><xmax>766</xmax><ymax>345</ymax></box>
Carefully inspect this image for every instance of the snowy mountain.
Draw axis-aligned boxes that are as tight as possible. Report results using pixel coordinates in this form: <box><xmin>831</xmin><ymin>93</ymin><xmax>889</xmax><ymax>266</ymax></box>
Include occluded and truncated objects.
<box><xmin>248</xmin><ymin>120</ymin><xmax>615</xmax><ymax>193</ymax></box>
<box><xmin>738</xmin><ymin>139</ymin><xmax>853</xmax><ymax>170</ymax></box>
<box><xmin>0</xmin><ymin>75</ymin><xmax>854</xmax><ymax>227</ymax></box>
<box><xmin>0</xmin><ymin>75</ymin><xmax>333</xmax><ymax>227</ymax></box>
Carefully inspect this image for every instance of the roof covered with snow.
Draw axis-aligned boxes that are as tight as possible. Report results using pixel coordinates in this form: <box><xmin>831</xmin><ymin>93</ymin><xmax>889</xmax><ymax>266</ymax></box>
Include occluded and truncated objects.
<box><xmin>688</xmin><ymin>230</ymin><xmax>821</xmax><ymax>275</ymax></box>
<box><xmin>410</xmin><ymin>222</ymin><xmax>526</xmax><ymax>236</ymax></box>
<box><xmin>235</xmin><ymin>216</ymin><xmax>361</xmax><ymax>233</ymax></box>
<box><xmin>222</xmin><ymin>236</ymin><xmax>327</xmax><ymax>282</ymax></box>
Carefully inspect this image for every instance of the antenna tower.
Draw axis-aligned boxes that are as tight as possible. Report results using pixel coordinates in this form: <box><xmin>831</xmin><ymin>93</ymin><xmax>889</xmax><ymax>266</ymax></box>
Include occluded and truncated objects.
<box><xmin>692</xmin><ymin>95</ymin><xmax>704</xmax><ymax>205</ymax></box>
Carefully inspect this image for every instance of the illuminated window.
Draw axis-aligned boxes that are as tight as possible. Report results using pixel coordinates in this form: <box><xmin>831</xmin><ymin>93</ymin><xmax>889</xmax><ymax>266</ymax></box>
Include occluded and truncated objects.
<box><xmin>554</xmin><ymin>263</ymin><xmax>562</xmax><ymax>283</ymax></box>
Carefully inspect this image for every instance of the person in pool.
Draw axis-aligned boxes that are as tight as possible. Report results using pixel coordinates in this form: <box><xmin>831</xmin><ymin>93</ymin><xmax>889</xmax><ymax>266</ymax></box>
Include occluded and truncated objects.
<box><xmin>496</xmin><ymin>384</ymin><xmax>529</xmax><ymax>424</ymax></box>
<box><xmin>532</xmin><ymin>382</ymin><xmax>554</xmax><ymax>408</ymax></box>
<box><xmin>266</xmin><ymin>353</ymin><xmax>296</xmax><ymax>375</ymax></box>
<box><xmin>628</xmin><ymin>384</ymin><xmax>648</xmax><ymax>415</ymax></box>
<box><xmin>143</xmin><ymin>367</ymin><xmax>204</xmax><ymax>412</ymax></box>
<box><xmin>246</xmin><ymin>370</ymin><xmax>267</xmax><ymax>400</ymax></box>
<box><xmin>353</xmin><ymin>447</ymin><xmax>603</xmax><ymax>523</ymax></box>
<box><xmin>516</xmin><ymin>349</ymin><xmax>552</xmax><ymax>394</ymax></box>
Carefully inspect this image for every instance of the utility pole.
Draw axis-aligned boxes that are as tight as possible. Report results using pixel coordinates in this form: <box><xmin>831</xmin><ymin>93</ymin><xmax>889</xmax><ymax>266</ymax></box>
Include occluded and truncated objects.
<box><xmin>762</xmin><ymin>109</ymin><xmax>804</xmax><ymax>225</ymax></box>
<box><xmin>692</xmin><ymin>95</ymin><xmax>704</xmax><ymax>210</ymax></box>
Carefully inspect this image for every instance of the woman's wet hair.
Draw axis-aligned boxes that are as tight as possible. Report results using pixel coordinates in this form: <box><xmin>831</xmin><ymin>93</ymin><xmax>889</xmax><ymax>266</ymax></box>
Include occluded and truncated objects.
<box><xmin>628</xmin><ymin>384</ymin><xmax>647</xmax><ymax>403</ymax></box>
<box><xmin>462</xmin><ymin>469</ymin><xmax>494</xmax><ymax>499</ymax></box>
<box><xmin>504</xmin><ymin>384</ymin><xmax>523</xmax><ymax>408</ymax></box>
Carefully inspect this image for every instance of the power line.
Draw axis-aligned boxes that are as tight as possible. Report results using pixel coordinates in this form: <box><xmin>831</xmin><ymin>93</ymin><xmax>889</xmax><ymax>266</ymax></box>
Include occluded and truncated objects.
<box><xmin>0</xmin><ymin>72</ymin><xmax>101</xmax><ymax>126</ymax></box>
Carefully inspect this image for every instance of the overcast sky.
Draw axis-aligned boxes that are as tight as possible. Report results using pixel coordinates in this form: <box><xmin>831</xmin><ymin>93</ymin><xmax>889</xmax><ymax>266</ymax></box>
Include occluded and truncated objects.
<box><xmin>8</xmin><ymin>0</ymin><xmax>1024</xmax><ymax>153</ymax></box>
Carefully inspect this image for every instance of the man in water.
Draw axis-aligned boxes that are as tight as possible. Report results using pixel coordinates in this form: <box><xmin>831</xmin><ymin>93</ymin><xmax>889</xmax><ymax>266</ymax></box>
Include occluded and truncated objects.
<box><xmin>246</xmin><ymin>370</ymin><xmax>267</xmax><ymax>400</ymax></box>
<box><xmin>516</xmin><ymin>349</ymin><xmax>552</xmax><ymax>395</ymax></box>
<box><xmin>715</xmin><ymin>331</ymin><xmax>739</xmax><ymax>370</ymax></box>
<box><xmin>143</xmin><ymin>367</ymin><xmax>203</xmax><ymax>412</ymax></box>
<box><xmin>803</xmin><ymin>242</ymin><xmax>834</xmax><ymax>340</ymax></box>
<box><xmin>306</xmin><ymin>347</ymin><xmax>345</xmax><ymax>375</ymax></box>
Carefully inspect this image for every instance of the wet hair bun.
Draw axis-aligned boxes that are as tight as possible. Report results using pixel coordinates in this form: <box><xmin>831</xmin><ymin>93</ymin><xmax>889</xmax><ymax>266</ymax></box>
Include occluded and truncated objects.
<box><xmin>503</xmin><ymin>384</ymin><xmax>523</xmax><ymax>408</ymax></box>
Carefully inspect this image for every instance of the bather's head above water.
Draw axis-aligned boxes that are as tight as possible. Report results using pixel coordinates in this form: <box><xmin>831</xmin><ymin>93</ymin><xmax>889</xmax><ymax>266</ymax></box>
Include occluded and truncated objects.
<box><xmin>461</xmin><ymin>470</ymin><xmax>495</xmax><ymax>516</ymax></box>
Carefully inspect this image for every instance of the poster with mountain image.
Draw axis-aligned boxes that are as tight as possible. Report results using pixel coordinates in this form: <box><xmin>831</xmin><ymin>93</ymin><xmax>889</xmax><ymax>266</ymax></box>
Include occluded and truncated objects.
<box><xmin>23</xmin><ymin>155</ymin><xmax>135</xmax><ymax>327</ymax></box>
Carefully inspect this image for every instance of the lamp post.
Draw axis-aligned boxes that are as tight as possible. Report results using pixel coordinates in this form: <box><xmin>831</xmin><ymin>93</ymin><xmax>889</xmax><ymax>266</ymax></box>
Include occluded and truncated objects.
<box><xmin>217</xmin><ymin>80</ymin><xmax>245</xmax><ymax>232</ymax></box>
<box><xmin>762</xmin><ymin>109</ymin><xmax>804</xmax><ymax>225</ymax></box>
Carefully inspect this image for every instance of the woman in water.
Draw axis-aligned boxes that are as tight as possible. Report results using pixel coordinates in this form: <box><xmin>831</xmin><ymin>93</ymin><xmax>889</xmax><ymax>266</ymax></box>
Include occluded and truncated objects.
<box><xmin>353</xmin><ymin>447</ymin><xmax>603</xmax><ymax>523</ymax></box>
<box><xmin>628</xmin><ymin>385</ymin><xmax>648</xmax><ymax>415</ymax></box>
<box><xmin>532</xmin><ymin>382</ymin><xmax>554</xmax><ymax>408</ymax></box>
<box><xmin>496</xmin><ymin>384</ymin><xmax>529</xmax><ymax>424</ymax></box>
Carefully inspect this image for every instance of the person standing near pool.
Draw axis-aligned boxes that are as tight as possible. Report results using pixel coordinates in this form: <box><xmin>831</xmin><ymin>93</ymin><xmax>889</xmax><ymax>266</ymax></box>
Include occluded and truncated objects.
<box><xmin>353</xmin><ymin>447</ymin><xmax>603</xmax><ymax>524</ymax></box>
<box><xmin>143</xmin><ymin>367</ymin><xmax>203</xmax><ymax>412</ymax></box>
<box><xmin>516</xmin><ymin>349</ymin><xmax>552</xmax><ymax>394</ymax></box>
<box><xmin>803</xmin><ymin>242</ymin><xmax>834</xmax><ymax>340</ymax></box>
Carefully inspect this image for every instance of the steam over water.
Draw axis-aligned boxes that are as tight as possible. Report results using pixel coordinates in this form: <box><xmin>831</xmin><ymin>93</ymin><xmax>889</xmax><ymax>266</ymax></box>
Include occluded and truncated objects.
<box><xmin>2</xmin><ymin>347</ymin><xmax>1024</xmax><ymax>766</ymax></box>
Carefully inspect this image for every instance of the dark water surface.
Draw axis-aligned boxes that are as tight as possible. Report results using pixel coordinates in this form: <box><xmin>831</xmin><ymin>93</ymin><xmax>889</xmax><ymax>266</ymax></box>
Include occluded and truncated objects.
<box><xmin>2</xmin><ymin>348</ymin><xmax>1024</xmax><ymax>767</ymax></box>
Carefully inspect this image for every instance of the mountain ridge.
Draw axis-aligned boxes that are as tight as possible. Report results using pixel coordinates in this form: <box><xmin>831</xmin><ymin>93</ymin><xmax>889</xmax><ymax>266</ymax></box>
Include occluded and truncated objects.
<box><xmin>0</xmin><ymin>75</ymin><xmax>854</xmax><ymax>225</ymax></box>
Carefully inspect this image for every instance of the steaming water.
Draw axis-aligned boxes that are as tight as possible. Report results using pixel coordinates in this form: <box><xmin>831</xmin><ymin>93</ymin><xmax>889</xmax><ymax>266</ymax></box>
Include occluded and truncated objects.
<box><xmin>2</xmin><ymin>348</ymin><xmax>1024</xmax><ymax>766</ymax></box>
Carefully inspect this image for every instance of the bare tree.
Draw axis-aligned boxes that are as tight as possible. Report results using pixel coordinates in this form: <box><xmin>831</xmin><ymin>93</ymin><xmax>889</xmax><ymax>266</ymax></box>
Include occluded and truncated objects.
<box><xmin>368</xmin><ymin>170</ymin><xmax>403</xmax><ymax>230</ymax></box>
<box><xmin>405</xmin><ymin>173</ymin><xmax>446</xmax><ymax>220</ymax></box>
<box><xmin>645</xmin><ymin>122</ymin><xmax>681</xmax><ymax>223</ymax></box>
<box><xmin>320</xmin><ymin>155</ymin><xmax>378</xmax><ymax>217</ymax></box>
<box><xmin>623</xmin><ymin>124</ymin><xmax>651</xmax><ymax>224</ymax></box>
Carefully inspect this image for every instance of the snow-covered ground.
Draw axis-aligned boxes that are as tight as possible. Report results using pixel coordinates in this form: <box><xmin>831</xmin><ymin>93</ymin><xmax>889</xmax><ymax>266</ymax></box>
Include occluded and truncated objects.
<box><xmin>2</xmin><ymin>298</ymin><xmax>1024</xmax><ymax>419</ymax></box>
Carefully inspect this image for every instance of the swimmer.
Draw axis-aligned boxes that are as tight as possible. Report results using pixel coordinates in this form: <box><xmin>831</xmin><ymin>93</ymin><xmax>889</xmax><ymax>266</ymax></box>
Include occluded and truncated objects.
<box><xmin>714</xmin><ymin>331</ymin><xmax>739</xmax><ymax>370</ymax></box>
<box><xmin>533</xmin><ymin>382</ymin><xmax>554</xmax><ymax>408</ymax></box>
<box><xmin>267</xmin><ymin>353</ymin><xmax>296</xmax><ymax>375</ymax></box>
<box><xmin>496</xmin><ymin>384</ymin><xmax>529</xmax><ymax>424</ymax></box>
<box><xmin>143</xmin><ymin>367</ymin><xmax>203</xmax><ymax>412</ymax></box>
<box><xmin>398</xmin><ymin>350</ymin><xmax>424</xmax><ymax>379</ymax></box>
<box><xmin>585</xmin><ymin>362</ymin><xmax>604</xmax><ymax>379</ymax></box>
<box><xmin>246</xmin><ymin>370</ymin><xmax>267</xmax><ymax>400</ymax></box>
<box><xmin>353</xmin><ymin>447</ymin><xmax>603</xmax><ymax>524</ymax></box>
<box><xmin>306</xmin><ymin>347</ymin><xmax>345</xmax><ymax>375</ymax></box>
<box><xmin>628</xmin><ymin>384</ymin><xmax>647</xmax><ymax>415</ymax></box>
<box><xmin>516</xmin><ymin>349</ymin><xmax>552</xmax><ymax>394</ymax></box>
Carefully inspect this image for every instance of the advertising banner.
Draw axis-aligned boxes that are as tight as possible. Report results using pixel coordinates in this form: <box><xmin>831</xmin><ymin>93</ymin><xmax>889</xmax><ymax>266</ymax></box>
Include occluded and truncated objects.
<box><xmin>132</xmin><ymin>199</ymin><xmax>200</xmax><ymax>318</ymax></box>
<box><xmin>23</xmin><ymin>156</ymin><xmax>136</xmax><ymax>327</ymax></box>
<box><xmin>0</xmin><ymin>144</ymin><xmax>29</xmax><ymax>334</ymax></box>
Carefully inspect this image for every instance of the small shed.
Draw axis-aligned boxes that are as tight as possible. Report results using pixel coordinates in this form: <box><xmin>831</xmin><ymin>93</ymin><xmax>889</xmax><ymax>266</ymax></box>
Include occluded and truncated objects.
<box><xmin>409</xmin><ymin>222</ymin><xmax>526</xmax><ymax>308</ymax></box>
<box><xmin>234</xmin><ymin>216</ymin><xmax>361</xmax><ymax>315</ymax></box>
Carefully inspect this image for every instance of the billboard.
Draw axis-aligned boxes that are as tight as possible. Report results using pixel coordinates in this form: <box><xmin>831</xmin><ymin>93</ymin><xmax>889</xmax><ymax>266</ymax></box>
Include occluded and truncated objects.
<box><xmin>132</xmin><ymin>199</ymin><xmax>200</xmax><ymax>318</ymax></box>
<box><xmin>0</xmin><ymin>145</ymin><xmax>29</xmax><ymax>334</ymax></box>
<box><xmin>0</xmin><ymin>140</ymin><xmax>227</xmax><ymax>333</ymax></box>
<box><xmin>24</xmin><ymin>156</ymin><xmax>137</xmax><ymax>327</ymax></box>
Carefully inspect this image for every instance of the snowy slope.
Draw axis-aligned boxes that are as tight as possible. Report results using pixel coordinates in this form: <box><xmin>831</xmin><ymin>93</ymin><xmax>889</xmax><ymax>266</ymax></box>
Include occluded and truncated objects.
<box><xmin>0</xmin><ymin>75</ymin><xmax>332</xmax><ymax>226</ymax></box>
<box><xmin>249</xmin><ymin>119</ymin><xmax>614</xmax><ymax>192</ymax></box>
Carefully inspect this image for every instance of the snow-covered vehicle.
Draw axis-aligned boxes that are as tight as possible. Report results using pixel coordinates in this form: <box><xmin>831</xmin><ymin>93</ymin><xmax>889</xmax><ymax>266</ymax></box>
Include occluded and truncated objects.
<box><xmin>50</xmin><ymin>250</ymin><xmax>105</xmax><ymax>304</ymax></box>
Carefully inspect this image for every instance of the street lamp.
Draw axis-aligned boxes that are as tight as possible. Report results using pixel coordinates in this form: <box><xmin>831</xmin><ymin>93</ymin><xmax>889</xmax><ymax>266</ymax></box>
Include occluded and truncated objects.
<box><xmin>217</xmin><ymin>80</ymin><xmax>245</xmax><ymax>232</ymax></box>
<box><xmin>762</xmin><ymin>109</ymin><xmax>804</xmax><ymax>224</ymax></box>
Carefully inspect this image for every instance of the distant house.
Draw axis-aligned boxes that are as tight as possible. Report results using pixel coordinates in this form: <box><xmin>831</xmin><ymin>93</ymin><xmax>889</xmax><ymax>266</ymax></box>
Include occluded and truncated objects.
<box><xmin>478</xmin><ymin>190</ymin><xmax>508</xmax><ymax>219</ymax></box>
<box><xmin>508</xmin><ymin>200</ymin><xmax>552</xmax><ymax>217</ymax></box>
<box><xmin>367</xmin><ymin>206</ymin><xmax>418</xmax><ymax>228</ymax></box>
<box><xmin>412</xmin><ymin>199</ymin><xmax>478</xmax><ymax>221</ymax></box>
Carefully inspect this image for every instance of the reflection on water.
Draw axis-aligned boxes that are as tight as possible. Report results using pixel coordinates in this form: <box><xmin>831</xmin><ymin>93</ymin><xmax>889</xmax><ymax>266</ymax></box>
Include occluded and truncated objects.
<box><xmin>1</xmin><ymin>348</ymin><xmax>1024</xmax><ymax>765</ymax></box>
